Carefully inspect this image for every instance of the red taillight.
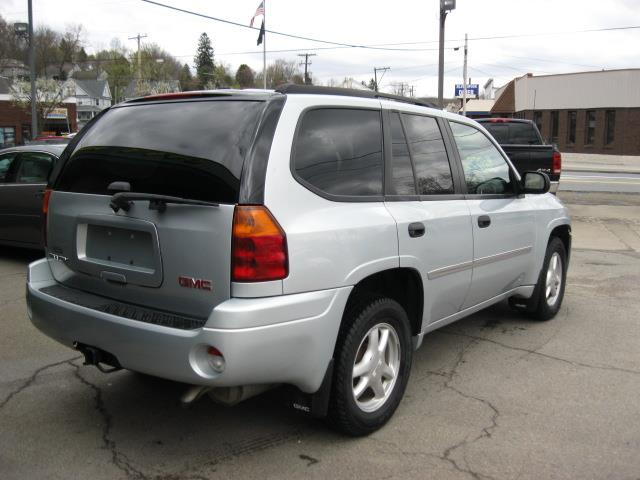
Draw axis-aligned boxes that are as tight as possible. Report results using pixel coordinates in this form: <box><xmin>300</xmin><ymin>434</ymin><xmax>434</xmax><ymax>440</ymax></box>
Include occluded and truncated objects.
<box><xmin>552</xmin><ymin>150</ymin><xmax>562</xmax><ymax>175</ymax></box>
<box><xmin>42</xmin><ymin>188</ymin><xmax>53</xmax><ymax>247</ymax></box>
<box><xmin>231</xmin><ymin>206</ymin><xmax>288</xmax><ymax>282</ymax></box>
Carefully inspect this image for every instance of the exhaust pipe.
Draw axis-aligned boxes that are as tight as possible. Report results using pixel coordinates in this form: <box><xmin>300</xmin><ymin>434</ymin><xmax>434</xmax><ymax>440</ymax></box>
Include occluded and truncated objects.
<box><xmin>180</xmin><ymin>384</ymin><xmax>276</xmax><ymax>407</ymax></box>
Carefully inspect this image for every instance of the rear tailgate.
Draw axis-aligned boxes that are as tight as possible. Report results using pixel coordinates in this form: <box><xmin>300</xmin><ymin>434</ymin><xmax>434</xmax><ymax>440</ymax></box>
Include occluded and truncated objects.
<box><xmin>47</xmin><ymin>98</ymin><xmax>267</xmax><ymax>320</ymax></box>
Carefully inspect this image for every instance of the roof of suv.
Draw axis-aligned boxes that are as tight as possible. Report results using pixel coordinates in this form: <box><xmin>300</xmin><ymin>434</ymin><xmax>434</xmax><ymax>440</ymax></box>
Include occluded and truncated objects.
<box><xmin>122</xmin><ymin>84</ymin><xmax>439</xmax><ymax>110</ymax></box>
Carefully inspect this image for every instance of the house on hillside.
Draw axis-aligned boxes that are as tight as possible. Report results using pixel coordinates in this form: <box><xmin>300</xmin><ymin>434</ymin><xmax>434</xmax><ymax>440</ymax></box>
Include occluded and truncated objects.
<box><xmin>70</xmin><ymin>78</ymin><xmax>112</xmax><ymax>129</ymax></box>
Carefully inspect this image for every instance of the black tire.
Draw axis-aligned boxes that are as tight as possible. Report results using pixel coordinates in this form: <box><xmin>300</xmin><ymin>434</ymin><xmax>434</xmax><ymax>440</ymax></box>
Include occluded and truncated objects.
<box><xmin>524</xmin><ymin>237</ymin><xmax>567</xmax><ymax>321</ymax></box>
<box><xmin>328</xmin><ymin>296</ymin><xmax>412</xmax><ymax>436</ymax></box>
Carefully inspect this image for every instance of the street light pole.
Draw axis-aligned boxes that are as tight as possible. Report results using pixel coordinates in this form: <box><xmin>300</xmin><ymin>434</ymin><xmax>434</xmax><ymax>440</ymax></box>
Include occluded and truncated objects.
<box><xmin>437</xmin><ymin>0</ymin><xmax>456</xmax><ymax>109</ymax></box>
<box><xmin>462</xmin><ymin>33</ymin><xmax>468</xmax><ymax>117</ymax></box>
<box><xmin>28</xmin><ymin>0</ymin><xmax>37</xmax><ymax>137</ymax></box>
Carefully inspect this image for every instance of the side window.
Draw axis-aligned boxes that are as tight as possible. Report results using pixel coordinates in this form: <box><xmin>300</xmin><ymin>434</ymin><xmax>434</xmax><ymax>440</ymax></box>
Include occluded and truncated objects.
<box><xmin>389</xmin><ymin>112</ymin><xmax>416</xmax><ymax>195</ymax></box>
<box><xmin>402</xmin><ymin>114</ymin><xmax>454</xmax><ymax>195</ymax></box>
<box><xmin>449</xmin><ymin>121</ymin><xmax>514</xmax><ymax>195</ymax></box>
<box><xmin>0</xmin><ymin>152</ymin><xmax>18</xmax><ymax>183</ymax></box>
<box><xmin>15</xmin><ymin>152</ymin><xmax>54</xmax><ymax>184</ymax></box>
<box><xmin>293</xmin><ymin>108</ymin><xmax>383</xmax><ymax>197</ymax></box>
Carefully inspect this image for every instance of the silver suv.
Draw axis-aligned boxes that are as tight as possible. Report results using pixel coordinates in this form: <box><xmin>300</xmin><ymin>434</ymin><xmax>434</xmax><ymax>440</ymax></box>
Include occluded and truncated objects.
<box><xmin>26</xmin><ymin>85</ymin><xmax>571</xmax><ymax>436</ymax></box>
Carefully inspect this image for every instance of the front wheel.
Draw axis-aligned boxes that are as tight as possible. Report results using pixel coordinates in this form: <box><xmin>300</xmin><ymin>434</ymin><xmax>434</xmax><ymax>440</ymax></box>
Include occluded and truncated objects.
<box><xmin>525</xmin><ymin>237</ymin><xmax>568</xmax><ymax>321</ymax></box>
<box><xmin>328</xmin><ymin>296</ymin><xmax>412</xmax><ymax>436</ymax></box>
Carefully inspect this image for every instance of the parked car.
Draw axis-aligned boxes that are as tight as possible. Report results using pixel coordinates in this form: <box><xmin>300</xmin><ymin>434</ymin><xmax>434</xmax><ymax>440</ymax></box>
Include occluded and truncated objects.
<box><xmin>26</xmin><ymin>86</ymin><xmax>571</xmax><ymax>436</ymax></box>
<box><xmin>476</xmin><ymin>118</ymin><xmax>561</xmax><ymax>193</ymax></box>
<box><xmin>29</xmin><ymin>135</ymin><xmax>72</xmax><ymax>145</ymax></box>
<box><xmin>0</xmin><ymin>144</ymin><xmax>65</xmax><ymax>249</ymax></box>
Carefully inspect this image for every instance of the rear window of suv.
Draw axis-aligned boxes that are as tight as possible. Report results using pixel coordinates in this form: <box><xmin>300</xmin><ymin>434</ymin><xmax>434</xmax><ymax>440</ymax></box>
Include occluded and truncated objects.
<box><xmin>55</xmin><ymin>100</ymin><xmax>265</xmax><ymax>204</ymax></box>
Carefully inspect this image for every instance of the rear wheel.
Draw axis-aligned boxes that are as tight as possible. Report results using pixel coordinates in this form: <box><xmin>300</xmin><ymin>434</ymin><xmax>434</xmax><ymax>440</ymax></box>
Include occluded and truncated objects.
<box><xmin>328</xmin><ymin>296</ymin><xmax>412</xmax><ymax>436</ymax></box>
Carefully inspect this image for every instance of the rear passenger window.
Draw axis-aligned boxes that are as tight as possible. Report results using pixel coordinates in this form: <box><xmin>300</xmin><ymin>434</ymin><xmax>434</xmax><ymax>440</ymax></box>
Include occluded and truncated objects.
<box><xmin>293</xmin><ymin>108</ymin><xmax>383</xmax><ymax>197</ymax></box>
<box><xmin>390</xmin><ymin>112</ymin><xmax>416</xmax><ymax>195</ymax></box>
<box><xmin>15</xmin><ymin>152</ymin><xmax>53</xmax><ymax>183</ymax></box>
<box><xmin>449</xmin><ymin>121</ymin><xmax>514</xmax><ymax>195</ymax></box>
<box><xmin>402</xmin><ymin>114</ymin><xmax>454</xmax><ymax>195</ymax></box>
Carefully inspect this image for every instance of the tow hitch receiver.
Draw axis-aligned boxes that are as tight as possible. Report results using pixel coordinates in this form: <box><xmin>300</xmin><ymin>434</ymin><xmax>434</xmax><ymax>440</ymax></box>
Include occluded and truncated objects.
<box><xmin>73</xmin><ymin>342</ymin><xmax>122</xmax><ymax>373</ymax></box>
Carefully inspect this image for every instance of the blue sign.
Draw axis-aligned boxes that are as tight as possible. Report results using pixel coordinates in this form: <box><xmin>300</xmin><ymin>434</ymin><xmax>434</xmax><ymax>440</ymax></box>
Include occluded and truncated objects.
<box><xmin>455</xmin><ymin>84</ymin><xmax>479</xmax><ymax>98</ymax></box>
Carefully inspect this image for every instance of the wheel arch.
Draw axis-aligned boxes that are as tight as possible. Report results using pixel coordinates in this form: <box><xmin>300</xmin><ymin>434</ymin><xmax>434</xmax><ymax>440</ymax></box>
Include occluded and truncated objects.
<box><xmin>548</xmin><ymin>223</ymin><xmax>572</xmax><ymax>264</ymax></box>
<box><xmin>342</xmin><ymin>268</ymin><xmax>424</xmax><ymax>338</ymax></box>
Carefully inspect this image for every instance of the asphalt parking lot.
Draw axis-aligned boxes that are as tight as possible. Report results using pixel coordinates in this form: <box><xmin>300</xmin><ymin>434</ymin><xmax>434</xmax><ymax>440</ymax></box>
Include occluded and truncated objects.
<box><xmin>1</xmin><ymin>191</ymin><xmax>640</xmax><ymax>480</ymax></box>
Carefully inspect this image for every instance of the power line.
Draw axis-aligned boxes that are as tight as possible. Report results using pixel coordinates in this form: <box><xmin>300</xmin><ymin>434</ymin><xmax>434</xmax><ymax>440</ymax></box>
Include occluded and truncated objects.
<box><xmin>139</xmin><ymin>0</ymin><xmax>441</xmax><ymax>52</ymax></box>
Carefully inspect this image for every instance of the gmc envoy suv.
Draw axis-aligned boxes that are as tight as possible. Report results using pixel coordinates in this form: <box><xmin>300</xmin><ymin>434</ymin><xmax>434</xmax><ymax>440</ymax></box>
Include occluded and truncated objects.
<box><xmin>26</xmin><ymin>85</ymin><xmax>571</xmax><ymax>435</ymax></box>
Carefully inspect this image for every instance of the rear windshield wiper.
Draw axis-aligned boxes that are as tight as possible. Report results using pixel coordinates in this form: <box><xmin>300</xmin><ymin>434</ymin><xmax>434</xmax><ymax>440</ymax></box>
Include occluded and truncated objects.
<box><xmin>110</xmin><ymin>192</ymin><xmax>219</xmax><ymax>213</ymax></box>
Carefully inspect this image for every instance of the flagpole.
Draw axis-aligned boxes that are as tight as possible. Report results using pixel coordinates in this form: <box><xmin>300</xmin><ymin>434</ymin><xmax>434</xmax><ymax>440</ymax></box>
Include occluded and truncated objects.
<box><xmin>263</xmin><ymin>0</ymin><xmax>266</xmax><ymax>89</ymax></box>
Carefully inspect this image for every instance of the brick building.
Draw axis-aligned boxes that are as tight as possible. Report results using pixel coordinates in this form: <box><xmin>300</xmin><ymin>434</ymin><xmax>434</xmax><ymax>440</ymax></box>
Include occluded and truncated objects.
<box><xmin>491</xmin><ymin>69</ymin><xmax>640</xmax><ymax>155</ymax></box>
<box><xmin>0</xmin><ymin>77</ymin><xmax>77</xmax><ymax>147</ymax></box>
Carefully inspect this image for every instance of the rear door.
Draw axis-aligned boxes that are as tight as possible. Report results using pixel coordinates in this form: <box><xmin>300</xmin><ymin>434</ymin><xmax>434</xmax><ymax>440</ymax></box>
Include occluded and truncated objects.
<box><xmin>48</xmin><ymin>98</ymin><xmax>269</xmax><ymax>320</ymax></box>
<box><xmin>383</xmin><ymin>109</ymin><xmax>473</xmax><ymax>326</ymax></box>
<box><xmin>447</xmin><ymin>120</ymin><xmax>537</xmax><ymax>308</ymax></box>
<box><xmin>0</xmin><ymin>151</ymin><xmax>55</xmax><ymax>246</ymax></box>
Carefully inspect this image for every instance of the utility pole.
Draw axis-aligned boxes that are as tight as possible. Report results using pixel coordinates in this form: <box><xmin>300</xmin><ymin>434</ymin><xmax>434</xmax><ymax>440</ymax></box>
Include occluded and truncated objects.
<box><xmin>462</xmin><ymin>33</ymin><xmax>468</xmax><ymax>117</ymax></box>
<box><xmin>128</xmin><ymin>33</ymin><xmax>148</xmax><ymax>85</ymax></box>
<box><xmin>297</xmin><ymin>53</ymin><xmax>316</xmax><ymax>85</ymax></box>
<box><xmin>373</xmin><ymin>66</ymin><xmax>390</xmax><ymax>92</ymax></box>
<box><xmin>28</xmin><ymin>0</ymin><xmax>37</xmax><ymax>136</ymax></box>
<box><xmin>438</xmin><ymin>0</ymin><xmax>456</xmax><ymax>108</ymax></box>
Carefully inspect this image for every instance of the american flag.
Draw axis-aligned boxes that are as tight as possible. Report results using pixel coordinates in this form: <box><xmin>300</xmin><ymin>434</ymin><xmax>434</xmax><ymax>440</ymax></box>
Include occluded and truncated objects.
<box><xmin>250</xmin><ymin>1</ymin><xmax>264</xmax><ymax>27</ymax></box>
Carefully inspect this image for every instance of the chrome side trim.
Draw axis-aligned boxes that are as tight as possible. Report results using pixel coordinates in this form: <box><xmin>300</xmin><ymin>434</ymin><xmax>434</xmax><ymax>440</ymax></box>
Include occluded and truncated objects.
<box><xmin>427</xmin><ymin>246</ymin><xmax>533</xmax><ymax>280</ymax></box>
<box><xmin>427</xmin><ymin>260</ymin><xmax>473</xmax><ymax>280</ymax></box>
<box><xmin>473</xmin><ymin>246</ymin><xmax>533</xmax><ymax>268</ymax></box>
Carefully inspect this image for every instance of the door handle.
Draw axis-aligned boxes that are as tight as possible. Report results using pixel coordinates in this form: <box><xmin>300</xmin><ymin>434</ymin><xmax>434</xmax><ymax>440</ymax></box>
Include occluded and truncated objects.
<box><xmin>478</xmin><ymin>215</ymin><xmax>491</xmax><ymax>228</ymax></box>
<box><xmin>408</xmin><ymin>222</ymin><xmax>426</xmax><ymax>238</ymax></box>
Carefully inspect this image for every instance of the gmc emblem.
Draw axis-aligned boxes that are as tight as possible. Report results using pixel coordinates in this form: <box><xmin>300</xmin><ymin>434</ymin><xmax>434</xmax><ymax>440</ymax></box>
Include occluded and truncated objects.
<box><xmin>178</xmin><ymin>276</ymin><xmax>213</xmax><ymax>291</ymax></box>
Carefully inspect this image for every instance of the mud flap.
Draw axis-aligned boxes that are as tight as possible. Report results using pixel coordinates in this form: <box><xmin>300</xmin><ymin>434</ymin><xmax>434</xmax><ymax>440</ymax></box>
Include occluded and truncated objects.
<box><xmin>287</xmin><ymin>359</ymin><xmax>334</xmax><ymax>418</ymax></box>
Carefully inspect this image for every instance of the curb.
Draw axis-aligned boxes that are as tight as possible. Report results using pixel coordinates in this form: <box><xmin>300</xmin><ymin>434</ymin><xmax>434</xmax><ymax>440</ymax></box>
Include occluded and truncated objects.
<box><xmin>563</xmin><ymin>167</ymin><xmax>640</xmax><ymax>175</ymax></box>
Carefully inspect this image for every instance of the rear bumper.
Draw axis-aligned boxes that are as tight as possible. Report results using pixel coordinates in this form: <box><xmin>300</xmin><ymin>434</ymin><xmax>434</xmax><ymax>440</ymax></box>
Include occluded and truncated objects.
<box><xmin>550</xmin><ymin>181</ymin><xmax>559</xmax><ymax>194</ymax></box>
<box><xmin>27</xmin><ymin>258</ymin><xmax>351</xmax><ymax>393</ymax></box>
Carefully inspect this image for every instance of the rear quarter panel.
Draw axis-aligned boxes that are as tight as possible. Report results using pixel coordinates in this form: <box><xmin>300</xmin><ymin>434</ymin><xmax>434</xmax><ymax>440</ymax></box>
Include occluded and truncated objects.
<box><xmin>263</xmin><ymin>95</ymin><xmax>399</xmax><ymax>295</ymax></box>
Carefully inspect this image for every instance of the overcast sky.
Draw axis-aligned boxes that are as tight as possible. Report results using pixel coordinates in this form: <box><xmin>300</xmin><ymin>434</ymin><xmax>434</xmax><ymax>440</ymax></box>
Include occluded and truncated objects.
<box><xmin>3</xmin><ymin>0</ymin><xmax>639</xmax><ymax>97</ymax></box>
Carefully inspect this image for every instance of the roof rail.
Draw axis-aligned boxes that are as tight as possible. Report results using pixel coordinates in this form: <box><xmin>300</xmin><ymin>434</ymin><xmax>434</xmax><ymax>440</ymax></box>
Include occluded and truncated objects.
<box><xmin>274</xmin><ymin>84</ymin><xmax>438</xmax><ymax>109</ymax></box>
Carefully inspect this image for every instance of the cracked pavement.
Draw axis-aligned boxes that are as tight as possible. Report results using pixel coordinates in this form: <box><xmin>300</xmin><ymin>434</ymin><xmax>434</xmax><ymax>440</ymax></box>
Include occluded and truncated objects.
<box><xmin>2</xmin><ymin>192</ymin><xmax>640</xmax><ymax>480</ymax></box>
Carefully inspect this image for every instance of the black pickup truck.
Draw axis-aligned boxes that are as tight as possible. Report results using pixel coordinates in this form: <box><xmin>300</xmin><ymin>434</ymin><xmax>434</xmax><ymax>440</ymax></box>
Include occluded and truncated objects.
<box><xmin>477</xmin><ymin>118</ymin><xmax>561</xmax><ymax>193</ymax></box>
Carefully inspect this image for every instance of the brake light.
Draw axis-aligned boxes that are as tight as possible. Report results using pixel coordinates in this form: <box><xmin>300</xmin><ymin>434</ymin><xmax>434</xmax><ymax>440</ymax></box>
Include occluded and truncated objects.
<box><xmin>552</xmin><ymin>150</ymin><xmax>562</xmax><ymax>175</ymax></box>
<box><xmin>232</xmin><ymin>206</ymin><xmax>288</xmax><ymax>282</ymax></box>
<box><xmin>42</xmin><ymin>188</ymin><xmax>52</xmax><ymax>247</ymax></box>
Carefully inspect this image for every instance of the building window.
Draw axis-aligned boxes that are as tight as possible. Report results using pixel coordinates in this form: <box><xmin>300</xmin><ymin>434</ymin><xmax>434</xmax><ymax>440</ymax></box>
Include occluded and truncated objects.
<box><xmin>605</xmin><ymin>110</ymin><xmax>615</xmax><ymax>145</ymax></box>
<box><xmin>567</xmin><ymin>111</ymin><xmax>577</xmax><ymax>145</ymax></box>
<box><xmin>585</xmin><ymin>110</ymin><xmax>596</xmax><ymax>145</ymax></box>
<box><xmin>0</xmin><ymin>127</ymin><xmax>16</xmax><ymax>148</ymax></box>
<box><xmin>95</xmin><ymin>99</ymin><xmax>99</xmax><ymax>106</ymax></box>
<box><xmin>533</xmin><ymin>111</ymin><xmax>543</xmax><ymax>134</ymax></box>
<box><xmin>21</xmin><ymin>125</ymin><xmax>32</xmax><ymax>143</ymax></box>
<box><xmin>550</xmin><ymin>111</ymin><xmax>559</xmax><ymax>143</ymax></box>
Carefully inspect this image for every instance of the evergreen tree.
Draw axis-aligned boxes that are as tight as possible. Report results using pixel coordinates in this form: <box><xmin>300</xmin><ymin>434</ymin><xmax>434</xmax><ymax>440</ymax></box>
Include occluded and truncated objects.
<box><xmin>179</xmin><ymin>63</ymin><xmax>194</xmax><ymax>91</ymax></box>
<box><xmin>194</xmin><ymin>32</ymin><xmax>214</xmax><ymax>88</ymax></box>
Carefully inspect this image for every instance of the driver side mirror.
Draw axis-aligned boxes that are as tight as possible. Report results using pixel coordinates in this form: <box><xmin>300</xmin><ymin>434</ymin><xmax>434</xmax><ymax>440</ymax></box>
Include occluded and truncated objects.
<box><xmin>521</xmin><ymin>171</ymin><xmax>550</xmax><ymax>194</ymax></box>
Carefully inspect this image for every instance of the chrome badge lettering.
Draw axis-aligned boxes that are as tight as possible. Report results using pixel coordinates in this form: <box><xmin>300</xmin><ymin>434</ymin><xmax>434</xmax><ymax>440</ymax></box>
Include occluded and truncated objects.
<box><xmin>48</xmin><ymin>253</ymin><xmax>68</xmax><ymax>262</ymax></box>
<box><xmin>178</xmin><ymin>276</ymin><xmax>213</xmax><ymax>291</ymax></box>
